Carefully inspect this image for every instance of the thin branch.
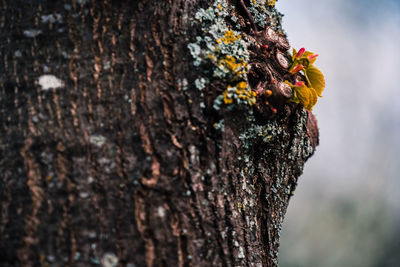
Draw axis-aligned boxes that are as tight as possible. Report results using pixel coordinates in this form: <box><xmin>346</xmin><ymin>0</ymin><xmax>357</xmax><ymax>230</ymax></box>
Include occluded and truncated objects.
<box><xmin>239</xmin><ymin>0</ymin><xmax>258</xmax><ymax>32</ymax></box>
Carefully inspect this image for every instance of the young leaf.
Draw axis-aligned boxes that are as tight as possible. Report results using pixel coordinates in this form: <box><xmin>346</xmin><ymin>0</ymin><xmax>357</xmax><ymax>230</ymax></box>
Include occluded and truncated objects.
<box><xmin>295</xmin><ymin>47</ymin><xmax>306</xmax><ymax>60</ymax></box>
<box><xmin>307</xmin><ymin>87</ymin><xmax>318</xmax><ymax>110</ymax></box>
<box><xmin>295</xmin><ymin>84</ymin><xmax>311</xmax><ymax>108</ymax></box>
<box><xmin>305</xmin><ymin>65</ymin><xmax>325</xmax><ymax>97</ymax></box>
<box><xmin>303</xmin><ymin>51</ymin><xmax>318</xmax><ymax>64</ymax></box>
<box><xmin>292</xmin><ymin>48</ymin><xmax>297</xmax><ymax>61</ymax></box>
<box><xmin>291</xmin><ymin>83</ymin><xmax>319</xmax><ymax>111</ymax></box>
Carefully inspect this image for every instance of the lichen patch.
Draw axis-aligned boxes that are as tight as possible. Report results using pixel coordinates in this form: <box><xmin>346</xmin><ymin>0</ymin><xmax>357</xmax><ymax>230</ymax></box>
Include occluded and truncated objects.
<box><xmin>101</xmin><ymin>253</ymin><xmax>118</xmax><ymax>267</ymax></box>
<box><xmin>41</xmin><ymin>14</ymin><xmax>63</xmax><ymax>24</ymax></box>
<box><xmin>23</xmin><ymin>29</ymin><xmax>42</xmax><ymax>38</ymax></box>
<box><xmin>188</xmin><ymin>0</ymin><xmax>256</xmax><ymax>109</ymax></box>
<box><xmin>38</xmin><ymin>75</ymin><xmax>64</xmax><ymax>90</ymax></box>
<box><xmin>89</xmin><ymin>135</ymin><xmax>107</xmax><ymax>147</ymax></box>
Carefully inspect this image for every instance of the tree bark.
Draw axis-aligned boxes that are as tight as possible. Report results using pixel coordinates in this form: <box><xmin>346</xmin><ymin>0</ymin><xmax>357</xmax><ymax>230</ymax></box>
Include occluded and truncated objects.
<box><xmin>0</xmin><ymin>0</ymin><xmax>318</xmax><ymax>266</ymax></box>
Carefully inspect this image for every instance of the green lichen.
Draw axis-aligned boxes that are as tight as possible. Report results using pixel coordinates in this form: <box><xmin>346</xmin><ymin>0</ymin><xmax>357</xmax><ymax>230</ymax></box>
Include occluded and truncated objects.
<box><xmin>288</xmin><ymin>110</ymin><xmax>314</xmax><ymax>161</ymax></box>
<box><xmin>239</xmin><ymin>120</ymin><xmax>282</xmax><ymax>149</ymax></box>
<box><xmin>248</xmin><ymin>0</ymin><xmax>269</xmax><ymax>28</ymax></box>
<box><xmin>238</xmin><ymin>110</ymin><xmax>284</xmax><ymax>151</ymax></box>
<box><xmin>238</xmin><ymin>109</ymin><xmax>313</xmax><ymax>168</ymax></box>
<box><xmin>213</xmin><ymin>119</ymin><xmax>225</xmax><ymax>131</ymax></box>
<box><xmin>248</xmin><ymin>0</ymin><xmax>284</xmax><ymax>32</ymax></box>
<box><xmin>194</xmin><ymin>77</ymin><xmax>207</xmax><ymax>90</ymax></box>
<box><xmin>177</xmin><ymin>78</ymin><xmax>189</xmax><ymax>91</ymax></box>
<box><xmin>188</xmin><ymin>0</ymin><xmax>255</xmax><ymax>109</ymax></box>
<box><xmin>187</xmin><ymin>0</ymin><xmax>286</xmax><ymax>112</ymax></box>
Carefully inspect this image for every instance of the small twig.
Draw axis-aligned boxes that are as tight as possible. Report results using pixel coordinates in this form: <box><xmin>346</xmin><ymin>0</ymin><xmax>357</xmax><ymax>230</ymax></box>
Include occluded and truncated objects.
<box><xmin>239</xmin><ymin>0</ymin><xmax>258</xmax><ymax>32</ymax></box>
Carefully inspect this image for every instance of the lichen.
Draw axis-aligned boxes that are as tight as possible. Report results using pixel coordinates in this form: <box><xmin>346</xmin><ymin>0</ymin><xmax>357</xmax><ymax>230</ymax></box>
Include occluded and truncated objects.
<box><xmin>194</xmin><ymin>77</ymin><xmax>207</xmax><ymax>90</ymax></box>
<box><xmin>220</xmin><ymin>81</ymin><xmax>256</xmax><ymax>105</ymax></box>
<box><xmin>248</xmin><ymin>0</ymin><xmax>284</xmax><ymax>32</ymax></box>
<box><xmin>37</xmin><ymin>75</ymin><xmax>64</xmax><ymax>90</ymax></box>
<box><xmin>23</xmin><ymin>29</ymin><xmax>42</xmax><ymax>38</ymax></box>
<box><xmin>101</xmin><ymin>253</ymin><xmax>118</xmax><ymax>267</ymax></box>
<box><xmin>41</xmin><ymin>13</ymin><xmax>63</xmax><ymax>24</ymax></box>
<box><xmin>188</xmin><ymin>0</ymin><xmax>255</xmax><ymax>109</ymax></box>
<box><xmin>238</xmin><ymin>110</ymin><xmax>284</xmax><ymax>152</ymax></box>
<box><xmin>187</xmin><ymin>0</ymin><xmax>287</xmax><ymax>114</ymax></box>
<box><xmin>238</xmin><ymin>108</ymin><xmax>313</xmax><ymax>172</ymax></box>
<box><xmin>89</xmin><ymin>135</ymin><xmax>107</xmax><ymax>147</ymax></box>
<box><xmin>213</xmin><ymin>119</ymin><xmax>225</xmax><ymax>131</ymax></box>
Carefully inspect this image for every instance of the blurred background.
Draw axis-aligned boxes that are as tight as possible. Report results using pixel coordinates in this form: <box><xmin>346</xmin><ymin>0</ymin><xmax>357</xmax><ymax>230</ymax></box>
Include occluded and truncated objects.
<box><xmin>276</xmin><ymin>0</ymin><xmax>400</xmax><ymax>266</ymax></box>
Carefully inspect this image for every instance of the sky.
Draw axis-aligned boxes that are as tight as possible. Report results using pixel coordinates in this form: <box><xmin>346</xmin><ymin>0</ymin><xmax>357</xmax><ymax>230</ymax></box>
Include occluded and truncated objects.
<box><xmin>276</xmin><ymin>0</ymin><xmax>400</xmax><ymax>266</ymax></box>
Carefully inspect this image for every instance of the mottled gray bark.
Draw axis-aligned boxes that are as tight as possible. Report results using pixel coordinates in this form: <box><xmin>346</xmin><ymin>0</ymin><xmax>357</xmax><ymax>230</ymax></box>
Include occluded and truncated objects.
<box><xmin>0</xmin><ymin>0</ymin><xmax>318</xmax><ymax>266</ymax></box>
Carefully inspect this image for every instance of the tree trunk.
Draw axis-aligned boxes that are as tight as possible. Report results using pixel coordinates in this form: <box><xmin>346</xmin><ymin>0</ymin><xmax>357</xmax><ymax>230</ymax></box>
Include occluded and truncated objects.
<box><xmin>0</xmin><ymin>0</ymin><xmax>318</xmax><ymax>266</ymax></box>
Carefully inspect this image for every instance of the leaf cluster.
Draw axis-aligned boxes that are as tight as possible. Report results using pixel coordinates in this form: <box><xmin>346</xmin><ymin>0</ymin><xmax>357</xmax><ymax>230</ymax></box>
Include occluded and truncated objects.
<box><xmin>287</xmin><ymin>48</ymin><xmax>325</xmax><ymax>110</ymax></box>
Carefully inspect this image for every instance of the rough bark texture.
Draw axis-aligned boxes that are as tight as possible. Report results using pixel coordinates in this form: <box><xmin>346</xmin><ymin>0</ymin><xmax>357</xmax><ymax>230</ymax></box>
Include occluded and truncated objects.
<box><xmin>0</xmin><ymin>0</ymin><xmax>318</xmax><ymax>266</ymax></box>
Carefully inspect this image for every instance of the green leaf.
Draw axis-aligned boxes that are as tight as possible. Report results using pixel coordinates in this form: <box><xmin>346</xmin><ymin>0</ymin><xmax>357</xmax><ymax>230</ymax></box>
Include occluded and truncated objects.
<box><xmin>295</xmin><ymin>85</ymin><xmax>311</xmax><ymax>108</ymax></box>
<box><xmin>305</xmin><ymin>65</ymin><xmax>325</xmax><ymax>97</ymax></box>
<box><xmin>292</xmin><ymin>84</ymin><xmax>319</xmax><ymax>111</ymax></box>
<box><xmin>292</xmin><ymin>48</ymin><xmax>297</xmax><ymax>61</ymax></box>
<box><xmin>307</xmin><ymin>87</ymin><xmax>318</xmax><ymax>110</ymax></box>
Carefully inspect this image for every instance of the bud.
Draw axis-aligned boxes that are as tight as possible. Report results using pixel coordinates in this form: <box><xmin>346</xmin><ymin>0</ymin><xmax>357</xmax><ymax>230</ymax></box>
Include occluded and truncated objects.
<box><xmin>294</xmin><ymin>81</ymin><xmax>306</xmax><ymax>87</ymax></box>
<box><xmin>290</xmin><ymin>64</ymin><xmax>304</xmax><ymax>74</ymax></box>
<box><xmin>295</xmin><ymin>47</ymin><xmax>306</xmax><ymax>59</ymax></box>
<box><xmin>264</xmin><ymin>90</ymin><xmax>273</xmax><ymax>97</ymax></box>
<box><xmin>307</xmin><ymin>54</ymin><xmax>319</xmax><ymax>60</ymax></box>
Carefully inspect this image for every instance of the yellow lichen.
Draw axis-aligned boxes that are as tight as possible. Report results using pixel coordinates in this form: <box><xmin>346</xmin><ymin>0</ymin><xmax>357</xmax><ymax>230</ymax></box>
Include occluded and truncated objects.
<box><xmin>237</xmin><ymin>81</ymin><xmax>247</xmax><ymax>89</ymax></box>
<box><xmin>251</xmin><ymin>0</ymin><xmax>276</xmax><ymax>9</ymax></box>
<box><xmin>216</xmin><ymin>30</ymin><xmax>241</xmax><ymax>45</ymax></box>
<box><xmin>218</xmin><ymin>55</ymin><xmax>248</xmax><ymax>78</ymax></box>
<box><xmin>206</xmin><ymin>52</ymin><xmax>218</xmax><ymax>63</ymax></box>
<box><xmin>216</xmin><ymin>52</ymin><xmax>256</xmax><ymax>106</ymax></box>
<box><xmin>223</xmin><ymin>82</ymin><xmax>256</xmax><ymax>106</ymax></box>
<box><xmin>223</xmin><ymin>89</ymin><xmax>234</xmax><ymax>104</ymax></box>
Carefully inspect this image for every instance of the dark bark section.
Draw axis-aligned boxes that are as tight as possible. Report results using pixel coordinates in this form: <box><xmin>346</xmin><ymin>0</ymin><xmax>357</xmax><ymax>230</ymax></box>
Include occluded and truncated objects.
<box><xmin>0</xmin><ymin>1</ymin><xmax>318</xmax><ymax>267</ymax></box>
